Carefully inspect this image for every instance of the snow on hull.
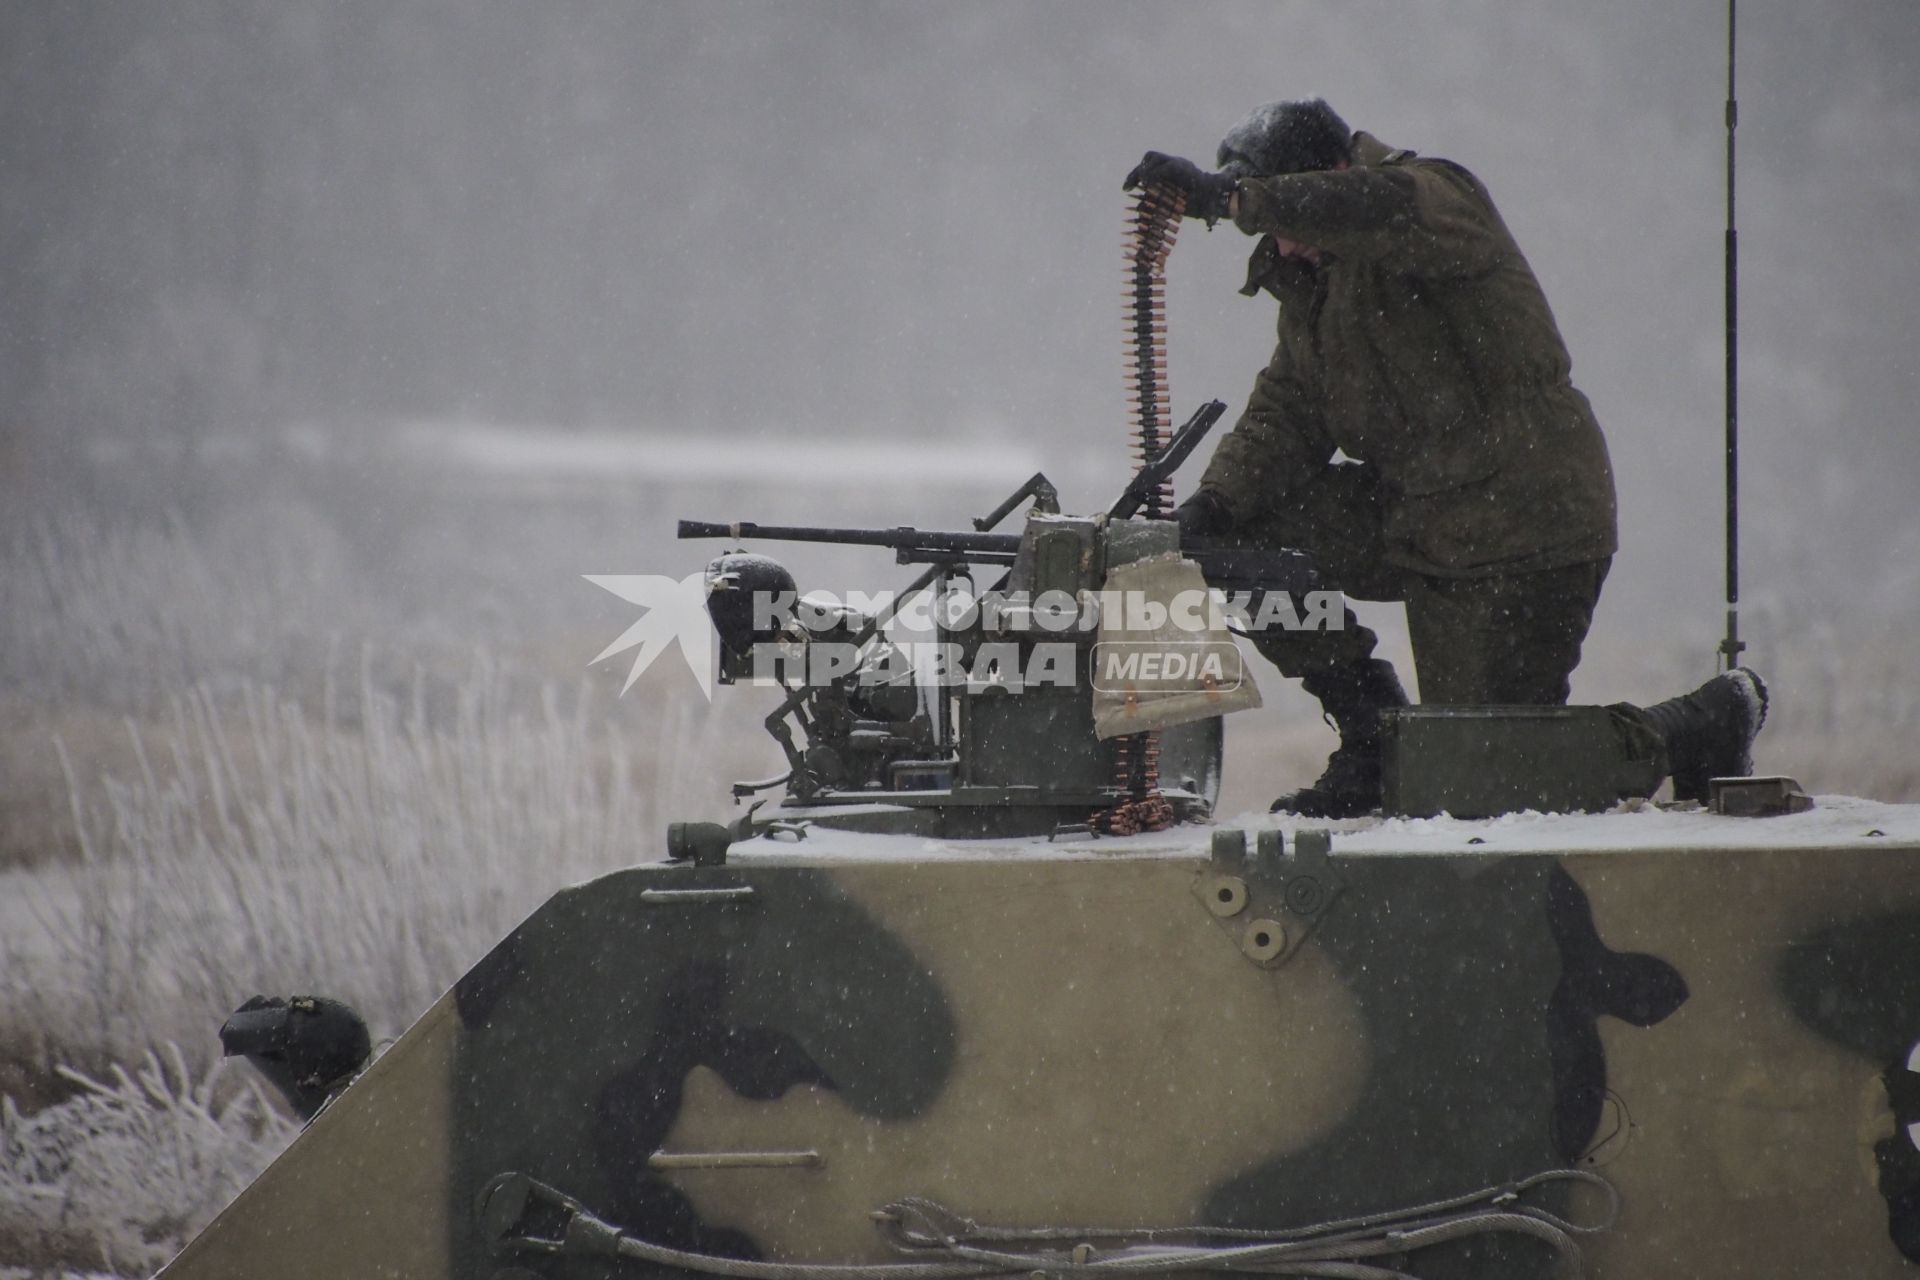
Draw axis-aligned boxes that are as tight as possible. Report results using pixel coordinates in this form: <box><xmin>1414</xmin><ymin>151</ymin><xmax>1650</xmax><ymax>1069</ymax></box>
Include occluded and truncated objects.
<box><xmin>726</xmin><ymin>794</ymin><xmax>1920</xmax><ymax>863</ymax></box>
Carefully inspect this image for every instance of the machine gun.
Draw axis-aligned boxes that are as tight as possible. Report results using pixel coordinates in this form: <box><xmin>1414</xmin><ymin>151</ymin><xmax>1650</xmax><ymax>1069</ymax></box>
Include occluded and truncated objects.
<box><xmin>678</xmin><ymin>401</ymin><xmax>1314</xmax><ymax>596</ymax></box>
<box><xmin>677</xmin><ymin>400</ymin><xmax>1319</xmax><ymax>838</ymax></box>
<box><xmin>676</xmin><ymin>518</ymin><xmax>1313</xmax><ymax>596</ymax></box>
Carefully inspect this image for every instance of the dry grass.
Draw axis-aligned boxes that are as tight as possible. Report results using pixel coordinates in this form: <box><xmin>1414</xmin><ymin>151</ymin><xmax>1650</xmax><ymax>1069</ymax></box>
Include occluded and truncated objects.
<box><xmin>0</xmin><ymin>502</ymin><xmax>751</xmax><ymax>1276</ymax></box>
<box><xmin>0</xmin><ymin>506</ymin><xmax>360</xmax><ymax>713</ymax></box>
<box><xmin>0</xmin><ymin>1047</ymin><xmax>292</xmax><ymax>1277</ymax></box>
<box><xmin>0</xmin><ymin>665</ymin><xmax>701</xmax><ymax>1080</ymax></box>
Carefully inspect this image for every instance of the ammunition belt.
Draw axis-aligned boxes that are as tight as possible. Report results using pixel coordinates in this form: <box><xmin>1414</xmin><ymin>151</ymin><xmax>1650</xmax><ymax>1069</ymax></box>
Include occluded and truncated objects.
<box><xmin>1095</xmin><ymin>183</ymin><xmax>1190</xmax><ymax>836</ymax></box>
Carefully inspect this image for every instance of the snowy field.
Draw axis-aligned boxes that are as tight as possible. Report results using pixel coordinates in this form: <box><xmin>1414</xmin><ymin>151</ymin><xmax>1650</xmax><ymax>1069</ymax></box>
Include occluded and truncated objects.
<box><xmin>3</xmin><ymin>428</ymin><xmax>1917</xmax><ymax>1275</ymax></box>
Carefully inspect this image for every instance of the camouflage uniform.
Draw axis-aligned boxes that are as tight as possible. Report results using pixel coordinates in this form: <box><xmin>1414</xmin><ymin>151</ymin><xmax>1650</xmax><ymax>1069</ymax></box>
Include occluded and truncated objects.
<box><xmin>1198</xmin><ymin>132</ymin><xmax>1616</xmax><ymax>704</ymax></box>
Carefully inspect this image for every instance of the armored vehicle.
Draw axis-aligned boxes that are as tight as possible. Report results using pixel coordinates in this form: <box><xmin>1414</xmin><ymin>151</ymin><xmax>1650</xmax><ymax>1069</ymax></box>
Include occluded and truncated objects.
<box><xmin>162</xmin><ymin>448</ymin><xmax>1920</xmax><ymax>1279</ymax></box>
<box><xmin>161</xmin><ymin>112</ymin><xmax>1920</xmax><ymax>1278</ymax></box>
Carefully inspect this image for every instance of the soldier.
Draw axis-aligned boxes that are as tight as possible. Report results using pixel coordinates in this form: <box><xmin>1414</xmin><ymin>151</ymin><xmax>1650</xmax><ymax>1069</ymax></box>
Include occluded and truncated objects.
<box><xmin>1127</xmin><ymin>99</ymin><xmax>1764</xmax><ymax>815</ymax></box>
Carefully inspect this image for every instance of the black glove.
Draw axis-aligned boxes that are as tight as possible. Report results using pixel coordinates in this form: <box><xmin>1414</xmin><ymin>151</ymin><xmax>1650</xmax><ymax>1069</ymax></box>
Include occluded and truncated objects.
<box><xmin>1123</xmin><ymin>151</ymin><xmax>1237</xmax><ymax>224</ymax></box>
<box><xmin>1175</xmin><ymin>489</ymin><xmax>1235</xmax><ymax>539</ymax></box>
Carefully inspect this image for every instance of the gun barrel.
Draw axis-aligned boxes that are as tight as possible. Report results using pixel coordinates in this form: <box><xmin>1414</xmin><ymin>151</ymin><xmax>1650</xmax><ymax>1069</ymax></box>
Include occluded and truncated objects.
<box><xmin>677</xmin><ymin>520</ymin><xmax>1023</xmax><ymax>559</ymax></box>
<box><xmin>679</xmin><ymin>520</ymin><xmax>1315</xmax><ymax>592</ymax></box>
<box><xmin>676</xmin><ymin>520</ymin><xmax>743</xmax><ymax>539</ymax></box>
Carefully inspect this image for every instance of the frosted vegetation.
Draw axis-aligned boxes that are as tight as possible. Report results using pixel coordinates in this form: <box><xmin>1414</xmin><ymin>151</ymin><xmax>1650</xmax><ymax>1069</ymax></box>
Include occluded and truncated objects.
<box><xmin>0</xmin><ymin>1049</ymin><xmax>291</xmax><ymax>1276</ymax></box>
<box><xmin>0</xmin><ymin>505</ymin><xmax>737</xmax><ymax>1273</ymax></box>
<box><xmin>7</xmin><ymin>673</ymin><xmax>660</xmax><ymax>1067</ymax></box>
<box><xmin>1</xmin><ymin>498</ymin><xmax>1915</xmax><ymax>1275</ymax></box>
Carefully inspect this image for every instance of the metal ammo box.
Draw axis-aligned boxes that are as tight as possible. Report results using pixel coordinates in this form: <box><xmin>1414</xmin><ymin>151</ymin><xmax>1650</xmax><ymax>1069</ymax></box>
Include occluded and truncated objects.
<box><xmin>1380</xmin><ymin>704</ymin><xmax>1655</xmax><ymax>818</ymax></box>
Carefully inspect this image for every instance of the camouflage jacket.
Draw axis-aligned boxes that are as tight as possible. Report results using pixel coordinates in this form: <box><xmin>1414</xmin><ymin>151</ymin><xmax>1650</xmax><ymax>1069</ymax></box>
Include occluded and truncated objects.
<box><xmin>1197</xmin><ymin>132</ymin><xmax>1617</xmax><ymax>578</ymax></box>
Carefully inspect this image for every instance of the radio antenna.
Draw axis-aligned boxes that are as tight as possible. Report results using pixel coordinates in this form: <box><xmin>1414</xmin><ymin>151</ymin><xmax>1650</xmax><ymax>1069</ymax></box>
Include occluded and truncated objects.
<box><xmin>1719</xmin><ymin>0</ymin><xmax>1745</xmax><ymax>671</ymax></box>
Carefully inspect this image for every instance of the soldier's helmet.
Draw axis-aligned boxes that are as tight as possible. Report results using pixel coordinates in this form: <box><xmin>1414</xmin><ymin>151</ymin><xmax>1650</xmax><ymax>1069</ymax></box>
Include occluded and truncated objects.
<box><xmin>1217</xmin><ymin>98</ymin><xmax>1353</xmax><ymax>177</ymax></box>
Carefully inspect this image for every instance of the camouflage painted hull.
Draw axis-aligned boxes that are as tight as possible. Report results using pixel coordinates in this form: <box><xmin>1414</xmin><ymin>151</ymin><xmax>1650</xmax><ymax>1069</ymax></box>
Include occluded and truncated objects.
<box><xmin>161</xmin><ymin>798</ymin><xmax>1920</xmax><ymax>1278</ymax></box>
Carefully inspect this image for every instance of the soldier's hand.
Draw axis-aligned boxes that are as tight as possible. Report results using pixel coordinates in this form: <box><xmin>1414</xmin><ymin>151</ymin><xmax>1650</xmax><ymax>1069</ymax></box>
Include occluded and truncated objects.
<box><xmin>1175</xmin><ymin>489</ymin><xmax>1235</xmax><ymax>539</ymax></box>
<box><xmin>1124</xmin><ymin>152</ymin><xmax>1238</xmax><ymax>224</ymax></box>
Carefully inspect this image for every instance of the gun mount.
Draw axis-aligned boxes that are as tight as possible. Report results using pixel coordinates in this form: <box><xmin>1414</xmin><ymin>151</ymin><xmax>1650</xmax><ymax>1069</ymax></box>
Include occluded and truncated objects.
<box><xmin>677</xmin><ymin>402</ymin><xmax>1318</xmax><ymax>839</ymax></box>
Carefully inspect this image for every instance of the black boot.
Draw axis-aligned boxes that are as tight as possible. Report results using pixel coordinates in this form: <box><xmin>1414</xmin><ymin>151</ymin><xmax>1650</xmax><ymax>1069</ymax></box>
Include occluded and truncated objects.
<box><xmin>1272</xmin><ymin>658</ymin><xmax>1409</xmax><ymax>818</ymax></box>
<box><xmin>1637</xmin><ymin>667</ymin><xmax>1769</xmax><ymax>803</ymax></box>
